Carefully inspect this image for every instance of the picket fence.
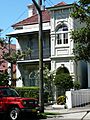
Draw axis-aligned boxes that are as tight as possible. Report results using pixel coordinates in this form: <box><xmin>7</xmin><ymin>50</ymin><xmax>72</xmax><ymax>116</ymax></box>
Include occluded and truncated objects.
<box><xmin>66</xmin><ymin>89</ymin><xmax>90</xmax><ymax>108</ymax></box>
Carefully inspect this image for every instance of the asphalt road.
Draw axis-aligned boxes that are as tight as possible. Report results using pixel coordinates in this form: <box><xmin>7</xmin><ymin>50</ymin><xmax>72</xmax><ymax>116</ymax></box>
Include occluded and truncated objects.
<box><xmin>1</xmin><ymin>114</ymin><xmax>39</xmax><ymax>120</ymax></box>
<box><xmin>1</xmin><ymin>110</ymin><xmax>90</xmax><ymax>120</ymax></box>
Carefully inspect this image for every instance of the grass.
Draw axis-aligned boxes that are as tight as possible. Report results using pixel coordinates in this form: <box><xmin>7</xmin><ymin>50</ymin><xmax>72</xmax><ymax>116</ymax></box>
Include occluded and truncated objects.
<box><xmin>44</xmin><ymin>112</ymin><xmax>60</xmax><ymax>115</ymax></box>
<box><xmin>37</xmin><ymin>112</ymin><xmax>60</xmax><ymax>119</ymax></box>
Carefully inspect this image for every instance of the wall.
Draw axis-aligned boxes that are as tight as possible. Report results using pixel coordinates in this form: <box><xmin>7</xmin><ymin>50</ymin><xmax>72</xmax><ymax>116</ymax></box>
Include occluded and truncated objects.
<box><xmin>50</xmin><ymin>6</ymin><xmax>75</xmax><ymax>77</ymax></box>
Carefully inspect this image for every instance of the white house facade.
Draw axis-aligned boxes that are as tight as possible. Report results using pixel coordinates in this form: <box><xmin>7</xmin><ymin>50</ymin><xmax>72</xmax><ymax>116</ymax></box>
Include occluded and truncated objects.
<box><xmin>7</xmin><ymin>2</ymin><xmax>88</xmax><ymax>88</ymax></box>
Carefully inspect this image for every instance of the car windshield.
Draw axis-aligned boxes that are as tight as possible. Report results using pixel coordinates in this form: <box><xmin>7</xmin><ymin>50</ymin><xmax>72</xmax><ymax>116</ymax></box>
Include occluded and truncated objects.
<box><xmin>0</xmin><ymin>88</ymin><xmax>19</xmax><ymax>97</ymax></box>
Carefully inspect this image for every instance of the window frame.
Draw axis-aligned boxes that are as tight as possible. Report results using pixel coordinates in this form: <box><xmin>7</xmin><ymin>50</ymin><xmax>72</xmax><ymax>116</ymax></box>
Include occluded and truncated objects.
<box><xmin>55</xmin><ymin>24</ymin><xmax>69</xmax><ymax>46</ymax></box>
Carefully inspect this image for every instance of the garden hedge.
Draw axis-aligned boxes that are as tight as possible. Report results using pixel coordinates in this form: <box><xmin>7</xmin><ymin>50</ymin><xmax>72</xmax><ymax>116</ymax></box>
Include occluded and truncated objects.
<box><xmin>15</xmin><ymin>87</ymin><xmax>39</xmax><ymax>99</ymax></box>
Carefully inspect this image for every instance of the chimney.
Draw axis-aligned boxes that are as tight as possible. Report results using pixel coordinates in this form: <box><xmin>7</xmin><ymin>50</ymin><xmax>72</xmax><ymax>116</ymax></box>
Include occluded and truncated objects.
<box><xmin>27</xmin><ymin>4</ymin><xmax>37</xmax><ymax>17</ymax></box>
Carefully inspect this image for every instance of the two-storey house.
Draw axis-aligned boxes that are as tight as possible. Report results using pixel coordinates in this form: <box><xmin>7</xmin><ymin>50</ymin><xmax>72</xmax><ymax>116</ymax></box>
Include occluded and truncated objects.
<box><xmin>7</xmin><ymin>2</ymin><xmax>88</xmax><ymax>88</ymax></box>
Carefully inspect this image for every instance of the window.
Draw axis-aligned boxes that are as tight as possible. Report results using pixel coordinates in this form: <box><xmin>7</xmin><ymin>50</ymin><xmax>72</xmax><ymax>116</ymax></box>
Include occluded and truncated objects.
<box><xmin>56</xmin><ymin>24</ymin><xmax>68</xmax><ymax>45</ymax></box>
<box><xmin>43</xmin><ymin>38</ymin><xmax>46</xmax><ymax>48</ymax></box>
<box><xmin>64</xmin><ymin>33</ymin><xmax>68</xmax><ymax>44</ymax></box>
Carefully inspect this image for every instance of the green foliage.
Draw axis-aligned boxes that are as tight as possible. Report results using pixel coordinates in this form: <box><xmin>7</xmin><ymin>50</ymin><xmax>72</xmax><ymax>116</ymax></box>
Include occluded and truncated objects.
<box><xmin>43</xmin><ymin>66</ymin><xmax>54</xmax><ymax>102</ymax></box>
<box><xmin>44</xmin><ymin>91</ymin><xmax>49</xmax><ymax>103</ymax></box>
<box><xmin>3</xmin><ymin>52</ymin><xmax>16</xmax><ymax>63</ymax></box>
<box><xmin>56</xmin><ymin>65</ymin><xmax>69</xmax><ymax>74</ymax></box>
<box><xmin>44</xmin><ymin>112</ymin><xmax>60</xmax><ymax>115</ymax></box>
<box><xmin>73</xmin><ymin>80</ymin><xmax>80</xmax><ymax>90</ymax></box>
<box><xmin>71</xmin><ymin>1</ymin><xmax>90</xmax><ymax>23</ymax></box>
<box><xmin>3</xmin><ymin>48</ymin><xmax>32</xmax><ymax>64</ymax></box>
<box><xmin>71</xmin><ymin>27</ymin><xmax>90</xmax><ymax>61</ymax></box>
<box><xmin>37</xmin><ymin>113</ymin><xmax>47</xmax><ymax>119</ymax></box>
<box><xmin>15</xmin><ymin>87</ymin><xmax>39</xmax><ymax>99</ymax></box>
<box><xmin>43</xmin><ymin>66</ymin><xmax>53</xmax><ymax>90</ymax></box>
<box><xmin>71</xmin><ymin>0</ymin><xmax>90</xmax><ymax>61</ymax></box>
<box><xmin>0</xmin><ymin>71</ymin><xmax>9</xmax><ymax>86</ymax></box>
<box><xmin>54</xmin><ymin>73</ymin><xmax>73</xmax><ymax>91</ymax></box>
<box><xmin>15</xmin><ymin>49</ymin><xmax>32</xmax><ymax>61</ymax></box>
<box><xmin>0</xmin><ymin>38</ymin><xmax>4</xmax><ymax>45</ymax></box>
<box><xmin>0</xmin><ymin>37</ymin><xmax>32</xmax><ymax>86</ymax></box>
<box><xmin>57</xmin><ymin>95</ymin><xmax>66</xmax><ymax>105</ymax></box>
<box><xmin>15</xmin><ymin>86</ymin><xmax>53</xmax><ymax>103</ymax></box>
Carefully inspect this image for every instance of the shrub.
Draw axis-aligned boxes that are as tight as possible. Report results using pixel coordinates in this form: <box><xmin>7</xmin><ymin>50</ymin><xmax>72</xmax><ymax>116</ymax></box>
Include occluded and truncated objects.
<box><xmin>54</xmin><ymin>73</ymin><xmax>73</xmax><ymax>92</ymax></box>
<box><xmin>37</xmin><ymin>113</ymin><xmax>47</xmax><ymax>119</ymax></box>
<box><xmin>44</xmin><ymin>91</ymin><xmax>49</xmax><ymax>103</ymax></box>
<box><xmin>73</xmin><ymin>80</ymin><xmax>80</xmax><ymax>90</ymax></box>
<box><xmin>15</xmin><ymin>87</ymin><xmax>39</xmax><ymax>99</ymax></box>
<box><xmin>57</xmin><ymin>95</ymin><xmax>66</xmax><ymax>105</ymax></box>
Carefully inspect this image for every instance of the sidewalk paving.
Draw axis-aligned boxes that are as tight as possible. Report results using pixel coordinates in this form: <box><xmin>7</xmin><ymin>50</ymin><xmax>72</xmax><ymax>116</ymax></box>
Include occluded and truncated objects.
<box><xmin>44</xmin><ymin>105</ymin><xmax>90</xmax><ymax>120</ymax></box>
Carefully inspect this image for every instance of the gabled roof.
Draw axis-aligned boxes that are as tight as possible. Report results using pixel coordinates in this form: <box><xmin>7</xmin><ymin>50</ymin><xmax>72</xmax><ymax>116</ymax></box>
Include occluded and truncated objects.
<box><xmin>12</xmin><ymin>10</ymin><xmax>50</xmax><ymax>27</ymax></box>
<box><xmin>12</xmin><ymin>2</ymin><xmax>69</xmax><ymax>28</ymax></box>
<box><xmin>47</xmin><ymin>2</ymin><xmax>73</xmax><ymax>11</ymax></box>
<box><xmin>54</xmin><ymin>2</ymin><xmax>67</xmax><ymax>6</ymax></box>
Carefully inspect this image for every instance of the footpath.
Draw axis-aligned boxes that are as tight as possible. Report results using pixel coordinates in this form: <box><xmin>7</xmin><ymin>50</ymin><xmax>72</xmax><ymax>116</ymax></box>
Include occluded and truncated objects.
<box><xmin>44</xmin><ymin>105</ymin><xmax>90</xmax><ymax>120</ymax></box>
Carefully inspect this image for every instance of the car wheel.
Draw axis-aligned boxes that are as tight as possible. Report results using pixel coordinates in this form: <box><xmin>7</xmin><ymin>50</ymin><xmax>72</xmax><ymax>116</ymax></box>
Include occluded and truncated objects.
<box><xmin>9</xmin><ymin>107</ymin><xmax>20</xmax><ymax>120</ymax></box>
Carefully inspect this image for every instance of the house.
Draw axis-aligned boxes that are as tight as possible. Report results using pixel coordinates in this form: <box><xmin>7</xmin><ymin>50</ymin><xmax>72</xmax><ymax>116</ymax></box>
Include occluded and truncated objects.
<box><xmin>7</xmin><ymin>2</ymin><xmax>88</xmax><ymax>88</ymax></box>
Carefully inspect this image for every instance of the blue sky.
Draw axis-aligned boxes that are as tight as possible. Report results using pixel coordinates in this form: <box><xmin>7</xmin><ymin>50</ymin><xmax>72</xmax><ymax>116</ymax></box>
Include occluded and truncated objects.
<box><xmin>0</xmin><ymin>0</ymin><xmax>76</xmax><ymax>44</ymax></box>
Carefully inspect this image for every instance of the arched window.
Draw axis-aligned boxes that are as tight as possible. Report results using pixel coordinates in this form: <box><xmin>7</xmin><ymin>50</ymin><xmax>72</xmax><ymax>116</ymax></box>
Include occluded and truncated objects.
<box><xmin>56</xmin><ymin>64</ymin><xmax>69</xmax><ymax>75</ymax></box>
<box><xmin>56</xmin><ymin>24</ymin><xmax>68</xmax><ymax>45</ymax></box>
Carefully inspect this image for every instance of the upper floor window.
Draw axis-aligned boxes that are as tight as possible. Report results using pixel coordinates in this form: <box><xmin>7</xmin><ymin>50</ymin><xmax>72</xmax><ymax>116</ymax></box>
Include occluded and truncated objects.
<box><xmin>56</xmin><ymin>24</ymin><xmax>68</xmax><ymax>45</ymax></box>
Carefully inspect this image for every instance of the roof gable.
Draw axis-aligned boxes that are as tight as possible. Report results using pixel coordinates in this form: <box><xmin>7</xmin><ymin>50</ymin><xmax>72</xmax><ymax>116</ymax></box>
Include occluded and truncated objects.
<box><xmin>12</xmin><ymin>2</ymin><xmax>69</xmax><ymax>28</ymax></box>
<box><xmin>12</xmin><ymin>10</ymin><xmax>50</xmax><ymax>27</ymax></box>
<box><xmin>54</xmin><ymin>2</ymin><xmax>67</xmax><ymax>6</ymax></box>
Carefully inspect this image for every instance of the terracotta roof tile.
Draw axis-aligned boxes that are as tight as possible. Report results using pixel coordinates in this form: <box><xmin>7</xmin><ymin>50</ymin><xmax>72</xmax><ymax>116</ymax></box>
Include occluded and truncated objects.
<box><xmin>12</xmin><ymin>10</ymin><xmax>50</xmax><ymax>27</ymax></box>
<box><xmin>54</xmin><ymin>2</ymin><xmax>67</xmax><ymax>6</ymax></box>
<box><xmin>12</xmin><ymin>2</ymin><xmax>68</xmax><ymax>28</ymax></box>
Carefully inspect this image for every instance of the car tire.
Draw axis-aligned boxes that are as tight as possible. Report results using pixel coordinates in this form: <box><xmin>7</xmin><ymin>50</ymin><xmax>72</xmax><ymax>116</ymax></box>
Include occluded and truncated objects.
<box><xmin>8</xmin><ymin>107</ymin><xmax>20</xmax><ymax>120</ymax></box>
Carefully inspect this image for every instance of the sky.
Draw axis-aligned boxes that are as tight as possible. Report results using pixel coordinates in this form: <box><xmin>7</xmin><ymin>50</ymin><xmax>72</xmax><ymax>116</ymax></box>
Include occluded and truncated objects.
<box><xmin>0</xmin><ymin>0</ymin><xmax>76</xmax><ymax>44</ymax></box>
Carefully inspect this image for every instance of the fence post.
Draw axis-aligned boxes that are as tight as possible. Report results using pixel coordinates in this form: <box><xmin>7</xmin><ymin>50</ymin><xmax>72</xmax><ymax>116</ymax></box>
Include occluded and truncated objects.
<box><xmin>66</xmin><ymin>91</ymin><xmax>72</xmax><ymax>108</ymax></box>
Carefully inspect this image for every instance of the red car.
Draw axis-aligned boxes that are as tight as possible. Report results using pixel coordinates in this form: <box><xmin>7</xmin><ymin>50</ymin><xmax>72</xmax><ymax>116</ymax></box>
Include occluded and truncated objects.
<box><xmin>0</xmin><ymin>86</ymin><xmax>40</xmax><ymax>120</ymax></box>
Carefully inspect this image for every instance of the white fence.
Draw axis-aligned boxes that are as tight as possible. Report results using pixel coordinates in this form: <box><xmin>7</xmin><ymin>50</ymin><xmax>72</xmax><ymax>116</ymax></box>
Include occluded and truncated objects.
<box><xmin>66</xmin><ymin>89</ymin><xmax>90</xmax><ymax>109</ymax></box>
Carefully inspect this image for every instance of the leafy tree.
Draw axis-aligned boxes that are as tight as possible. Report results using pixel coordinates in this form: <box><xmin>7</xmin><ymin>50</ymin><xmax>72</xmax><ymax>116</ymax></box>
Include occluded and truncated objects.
<box><xmin>0</xmin><ymin>37</ymin><xmax>31</xmax><ymax>86</ymax></box>
<box><xmin>71</xmin><ymin>0</ymin><xmax>90</xmax><ymax>61</ymax></box>
<box><xmin>54</xmin><ymin>73</ymin><xmax>73</xmax><ymax>96</ymax></box>
<box><xmin>33</xmin><ymin>65</ymin><xmax>55</xmax><ymax>102</ymax></box>
<box><xmin>43</xmin><ymin>66</ymin><xmax>52</xmax><ymax>91</ymax></box>
<box><xmin>73</xmin><ymin>80</ymin><xmax>80</xmax><ymax>90</ymax></box>
<box><xmin>0</xmin><ymin>38</ymin><xmax>10</xmax><ymax>85</ymax></box>
<box><xmin>0</xmin><ymin>70</ymin><xmax>9</xmax><ymax>86</ymax></box>
<box><xmin>3</xmin><ymin>48</ymin><xmax>31</xmax><ymax>64</ymax></box>
<box><xmin>43</xmin><ymin>66</ymin><xmax>55</xmax><ymax>102</ymax></box>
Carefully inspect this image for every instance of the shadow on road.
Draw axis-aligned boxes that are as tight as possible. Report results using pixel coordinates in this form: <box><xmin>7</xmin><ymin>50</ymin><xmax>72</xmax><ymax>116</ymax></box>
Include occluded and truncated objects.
<box><xmin>1</xmin><ymin>114</ymin><xmax>40</xmax><ymax>120</ymax></box>
<box><xmin>21</xmin><ymin>116</ymin><xmax>39</xmax><ymax>120</ymax></box>
<box><xmin>21</xmin><ymin>114</ymin><xmax>39</xmax><ymax>120</ymax></box>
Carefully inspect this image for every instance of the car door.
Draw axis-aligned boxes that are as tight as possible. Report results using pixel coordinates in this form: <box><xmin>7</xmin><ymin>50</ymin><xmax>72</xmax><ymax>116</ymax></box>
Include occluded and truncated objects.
<box><xmin>0</xmin><ymin>91</ymin><xmax>3</xmax><ymax>112</ymax></box>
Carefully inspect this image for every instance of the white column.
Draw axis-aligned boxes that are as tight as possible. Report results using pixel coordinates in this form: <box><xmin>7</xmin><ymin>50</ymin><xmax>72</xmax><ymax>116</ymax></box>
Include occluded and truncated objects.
<box><xmin>66</xmin><ymin>91</ymin><xmax>72</xmax><ymax>108</ymax></box>
<box><xmin>87</xmin><ymin>62</ymin><xmax>90</xmax><ymax>88</ymax></box>
<box><xmin>16</xmin><ymin>65</ymin><xmax>23</xmax><ymax>87</ymax></box>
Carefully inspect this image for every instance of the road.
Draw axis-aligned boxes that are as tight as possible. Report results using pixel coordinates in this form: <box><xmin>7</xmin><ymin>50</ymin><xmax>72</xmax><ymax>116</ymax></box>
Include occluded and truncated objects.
<box><xmin>45</xmin><ymin>111</ymin><xmax>90</xmax><ymax>120</ymax></box>
<box><xmin>1</xmin><ymin>110</ymin><xmax>90</xmax><ymax>120</ymax></box>
<box><xmin>1</xmin><ymin>114</ymin><xmax>39</xmax><ymax>120</ymax></box>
